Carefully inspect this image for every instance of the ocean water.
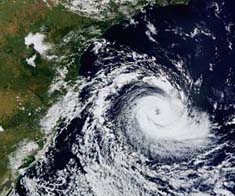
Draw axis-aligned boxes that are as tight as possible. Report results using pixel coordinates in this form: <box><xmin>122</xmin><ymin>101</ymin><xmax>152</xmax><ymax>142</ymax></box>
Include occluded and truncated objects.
<box><xmin>15</xmin><ymin>0</ymin><xmax>235</xmax><ymax>195</ymax></box>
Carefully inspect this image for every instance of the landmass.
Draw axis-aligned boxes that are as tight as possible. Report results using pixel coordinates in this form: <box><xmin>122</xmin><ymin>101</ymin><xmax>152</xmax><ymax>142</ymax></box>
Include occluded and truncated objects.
<box><xmin>0</xmin><ymin>0</ymin><xmax>188</xmax><ymax>194</ymax></box>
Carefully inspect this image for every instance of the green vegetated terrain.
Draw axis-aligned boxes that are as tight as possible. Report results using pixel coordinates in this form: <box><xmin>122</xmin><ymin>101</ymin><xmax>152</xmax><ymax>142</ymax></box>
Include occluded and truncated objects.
<box><xmin>0</xmin><ymin>0</ymin><xmax>109</xmax><ymax>193</ymax></box>
<box><xmin>0</xmin><ymin>0</ymin><xmax>188</xmax><ymax>194</ymax></box>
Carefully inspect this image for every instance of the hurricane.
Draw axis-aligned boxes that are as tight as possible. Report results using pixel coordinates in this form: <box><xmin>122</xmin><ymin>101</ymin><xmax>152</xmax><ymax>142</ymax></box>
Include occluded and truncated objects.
<box><xmin>15</xmin><ymin>0</ymin><xmax>235</xmax><ymax>195</ymax></box>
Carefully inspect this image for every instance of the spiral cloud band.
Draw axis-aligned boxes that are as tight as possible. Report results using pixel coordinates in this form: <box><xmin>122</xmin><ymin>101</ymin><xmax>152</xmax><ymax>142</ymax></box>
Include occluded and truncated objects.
<box><xmin>15</xmin><ymin>0</ymin><xmax>235</xmax><ymax>195</ymax></box>
<box><xmin>108</xmin><ymin>74</ymin><xmax>211</xmax><ymax>161</ymax></box>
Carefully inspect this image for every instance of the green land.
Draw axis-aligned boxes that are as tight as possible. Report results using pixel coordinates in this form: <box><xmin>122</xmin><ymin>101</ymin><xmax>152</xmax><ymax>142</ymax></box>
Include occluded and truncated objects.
<box><xmin>0</xmin><ymin>0</ymin><xmax>188</xmax><ymax>194</ymax></box>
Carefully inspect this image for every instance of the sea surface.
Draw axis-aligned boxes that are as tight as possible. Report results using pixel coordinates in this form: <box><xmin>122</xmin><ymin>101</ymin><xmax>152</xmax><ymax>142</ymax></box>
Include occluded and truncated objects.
<box><xmin>15</xmin><ymin>0</ymin><xmax>235</xmax><ymax>195</ymax></box>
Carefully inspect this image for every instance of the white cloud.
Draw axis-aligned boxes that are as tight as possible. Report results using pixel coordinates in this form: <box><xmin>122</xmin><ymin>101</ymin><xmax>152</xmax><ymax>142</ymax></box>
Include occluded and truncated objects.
<box><xmin>26</xmin><ymin>54</ymin><xmax>37</xmax><ymax>68</ymax></box>
<box><xmin>25</xmin><ymin>32</ymin><xmax>52</xmax><ymax>56</ymax></box>
<box><xmin>0</xmin><ymin>125</ymin><xmax>4</xmax><ymax>132</ymax></box>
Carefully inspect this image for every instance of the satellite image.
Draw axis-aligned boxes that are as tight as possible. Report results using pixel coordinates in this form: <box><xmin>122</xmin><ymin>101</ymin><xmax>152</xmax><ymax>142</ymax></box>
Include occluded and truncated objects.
<box><xmin>0</xmin><ymin>0</ymin><xmax>235</xmax><ymax>195</ymax></box>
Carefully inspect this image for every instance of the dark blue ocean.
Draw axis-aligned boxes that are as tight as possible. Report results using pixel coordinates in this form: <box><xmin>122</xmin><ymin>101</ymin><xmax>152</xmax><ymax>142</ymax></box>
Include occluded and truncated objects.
<box><xmin>15</xmin><ymin>0</ymin><xmax>235</xmax><ymax>195</ymax></box>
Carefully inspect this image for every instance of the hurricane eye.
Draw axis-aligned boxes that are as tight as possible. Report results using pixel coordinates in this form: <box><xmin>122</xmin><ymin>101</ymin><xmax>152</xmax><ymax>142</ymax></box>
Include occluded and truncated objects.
<box><xmin>155</xmin><ymin>109</ymin><xmax>160</xmax><ymax>115</ymax></box>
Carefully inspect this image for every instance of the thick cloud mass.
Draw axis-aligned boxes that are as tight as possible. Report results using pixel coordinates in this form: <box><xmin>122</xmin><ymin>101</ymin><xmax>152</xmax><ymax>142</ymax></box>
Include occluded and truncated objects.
<box><xmin>15</xmin><ymin>0</ymin><xmax>235</xmax><ymax>195</ymax></box>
